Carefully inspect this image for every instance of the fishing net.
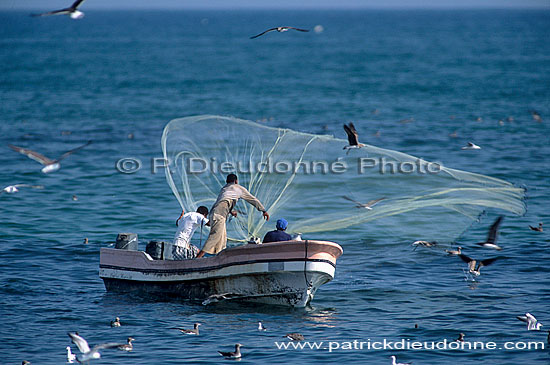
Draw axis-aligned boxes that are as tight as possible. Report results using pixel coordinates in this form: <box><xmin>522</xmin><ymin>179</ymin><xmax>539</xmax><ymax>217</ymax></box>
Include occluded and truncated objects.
<box><xmin>161</xmin><ymin>115</ymin><xmax>525</xmax><ymax>244</ymax></box>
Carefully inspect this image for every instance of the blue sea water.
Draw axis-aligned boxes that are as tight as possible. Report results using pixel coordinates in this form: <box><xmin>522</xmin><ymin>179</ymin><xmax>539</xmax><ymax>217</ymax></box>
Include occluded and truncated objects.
<box><xmin>1</xmin><ymin>9</ymin><xmax>549</xmax><ymax>364</ymax></box>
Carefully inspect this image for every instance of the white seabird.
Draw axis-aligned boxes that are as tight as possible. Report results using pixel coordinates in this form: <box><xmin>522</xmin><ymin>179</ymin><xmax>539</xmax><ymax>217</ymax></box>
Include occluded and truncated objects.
<box><xmin>530</xmin><ymin>110</ymin><xmax>542</xmax><ymax>122</ymax></box>
<box><xmin>285</xmin><ymin>333</ymin><xmax>305</xmax><ymax>341</ymax></box>
<box><xmin>343</xmin><ymin>123</ymin><xmax>365</xmax><ymax>152</ymax></box>
<box><xmin>258</xmin><ymin>322</ymin><xmax>267</xmax><ymax>331</ymax></box>
<box><xmin>390</xmin><ymin>355</ymin><xmax>412</xmax><ymax>365</ymax></box>
<box><xmin>31</xmin><ymin>0</ymin><xmax>86</xmax><ymax>19</ymax></box>
<box><xmin>1</xmin><ymin>184</ymin><xmax>44</xmax><ymax>194</ymax></box>
<box><xmin>250</xmin><ymin>26</ymin><xmax>309</xmax><ymax>39</ymax></box>
<box><xmin>116</xmin><ymin>337</ymin><xmax>135</xmax><ymax>351</ymax></box>
<box><xmin>517</xmin><ymin>313</ymin><xmax>543</xmax><ymax>331</ymax></box>
<box><xmin>218</xmin><ymin>344</ymin><xmax>243</xmax><ymax>359</ymax></box>
<box><xmin>412</xmin><ymin>240</ymin><xmax>438</xmax><ymax>250</ymax></box>
<box><xmin>455</xmin><ymin>333</ymin><xmax>465</xmax><ymax>342</ymax></box>
<box><xmin>461</xmin><ymin>142</ymin><xmax>481</xmax><ymax>150</ymax></box>
<box><xmin>8</xmin><ymin>140</ymin><xmax>92</xmax><ymax>173</ymax></box>
<box><xmin>110</xmin><ymin>317</ymin><xmax>121</xmax><ymax>327</ymax></box>
<box><xmin>67</xmin><ymin>332</ymin><xmax>120</xmax><ymax>362</ymax></box>
<box><xmin>171</xmin><ymin>323</ymin><xmax>200</xmax><ymax>335</ymax></box>
<box><xmin>475</xmin><ymin>216</ymin><xmax>504</xmax><ymax>250</ymax></box>
<box><xmin>342</xmin><ymin>196</ymin><xmax>385</xmax><ymax>209</ymax></box>
<box><xmin>458</xmin><ymin>254</ymin><xmax>500</xmax><ymax>276</ymax></box>
<box><xmin>66</xmin><ymin>346</ymin><xmax>76</xmax><ymax>363</ymax></box>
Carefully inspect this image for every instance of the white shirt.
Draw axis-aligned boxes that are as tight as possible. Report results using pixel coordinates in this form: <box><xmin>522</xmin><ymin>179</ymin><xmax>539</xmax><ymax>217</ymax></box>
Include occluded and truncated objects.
<box><xmin>173</xmin><ymin>212</ymin><xmax>209</xmax><ymax>247</ymax></box>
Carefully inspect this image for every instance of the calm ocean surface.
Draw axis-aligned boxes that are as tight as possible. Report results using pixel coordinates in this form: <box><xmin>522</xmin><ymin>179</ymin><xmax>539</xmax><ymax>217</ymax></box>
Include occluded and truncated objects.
<box><xmin>1</xmin><ymin>9</ymin><xmax>549</xmax><ymax>364</ymax></box>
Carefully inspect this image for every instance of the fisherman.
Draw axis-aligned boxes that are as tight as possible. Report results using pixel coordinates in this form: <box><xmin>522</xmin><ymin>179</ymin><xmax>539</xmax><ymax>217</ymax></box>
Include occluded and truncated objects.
<box><xmin>196</xmin><ymin>174</ymin><xmax>269</xmax><ymax>258</ymax></box>
<box><xmin>263</xmin><ymin>218</ymin><xmax>292</xmax><ymax>243</ymax></box>
<box><xmin>173</xmin><ymin>206</ymin><xmax>209</xmax><ymax>260</ymax></box>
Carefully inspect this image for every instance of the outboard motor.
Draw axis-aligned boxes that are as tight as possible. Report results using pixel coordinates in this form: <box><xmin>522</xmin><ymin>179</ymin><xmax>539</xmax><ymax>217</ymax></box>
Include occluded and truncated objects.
<box><xmin>115</xmin><ymin>233</ymin><xmax>138</xmax><ymax>250</ymax></box>
<box><xmin>146</xmin><ymin>240</ymin><xmax>171</xmax><ymax>260</ymax></box>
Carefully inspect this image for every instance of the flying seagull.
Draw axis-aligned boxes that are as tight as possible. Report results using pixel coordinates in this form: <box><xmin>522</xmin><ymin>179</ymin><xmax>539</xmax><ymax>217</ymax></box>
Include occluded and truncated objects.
<box><xmin>67</xmin><ymin>332</ymin><xmax>120</xmax><ymax>363</ymax></box>
<box><xmin>390</xmin><ymin>355</ymin><xmax>412</xmax><ymax>365</ymax></box>
<box><xmin>170</xmin><ymin>323</ymin><xmax>200</xmax><ymax>335</ymax></box>
<box><xmin>458</xmin><ymin>254</ymin><xmax>500</xmax><ymax>276</ymax></box>
<box><xmin>285</xmin><ymin>333</ymin><xmax>305</xmax><ymax>341</ymax></box>
<box><xmin>250</xmin><ymin>26</ymin><xmax>309</xmax><ymax>39</ymax></box>
<box><xmin>342</xmin><ymin>196</ymin><xmax>385</xmax><ymax>209</ymax></box>
<box><xmin>66</xmin><ymin>346</ymin><xmax>76</xmax><ymax>363</ymax></box>
<box><xmin>31</xmin><ymin>0</ymin><xmax>87</xmax><ymax>19</ymax></box>
<box><xmin>343</xmin><ymin>123</ymin><xmax>365</xmax><ymax>152</ymax></box>
<box><xmin>475</xmin><ymin>216</ymin><xmax>504</xmax><ymax>250</ymax></box>
<box><xmin>218</xmin><ymin>344</ymin><xmax>243</xmax><ymax>359</ymax></box>
<box><xmin>110</xmin><ymin>317</ymin><xmax>121</xmax><ymax>327</ymax></box>
<box><xmin>517</xmin><ymin>313</ymin><xmax>543</xmax><ymax>331</ymax></box>
<box><xmin>529</xmin><ymin>223</ymin><xmax>543</xmax><ymax>232</ymax></box>
<box><xmin>1</xmin><ymin>184</ymin><xmax>44</xmax><ymax>194</ymax></box>
<box><xmin>461</xmin><ymin>142</ymin><xmax>481</xmax><ymax>150</ymax></box>
<box><xmin>8</xmin><ymin>140</ymin><xmax>92</xmax><ymax>173</ymax></box>
<box><xmin>412</xmin><ymin>240</ymin><xmax>438</xmax><ymax>250</ymax></box>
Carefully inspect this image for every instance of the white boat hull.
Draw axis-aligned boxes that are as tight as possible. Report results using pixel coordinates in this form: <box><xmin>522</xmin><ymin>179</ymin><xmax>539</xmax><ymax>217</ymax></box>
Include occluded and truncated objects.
<box><xmin>99</xmin><ymin>240</ymin><xmax>343</xmax><ymax>307</ymax></box>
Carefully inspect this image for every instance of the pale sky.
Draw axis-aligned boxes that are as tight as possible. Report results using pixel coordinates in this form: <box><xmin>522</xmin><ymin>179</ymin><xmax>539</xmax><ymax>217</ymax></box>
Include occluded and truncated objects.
<box><xmin>2</xmin><ymin>0</ymin><xmax>549</xmax><ymax>9</ymax></box>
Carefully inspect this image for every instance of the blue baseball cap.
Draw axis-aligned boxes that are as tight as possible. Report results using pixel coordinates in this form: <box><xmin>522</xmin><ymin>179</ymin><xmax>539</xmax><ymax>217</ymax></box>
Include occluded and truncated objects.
<box><xmin>276</xmin><ymin>218</ymin><xmax>288</xmax><ymax>230</ymax></box>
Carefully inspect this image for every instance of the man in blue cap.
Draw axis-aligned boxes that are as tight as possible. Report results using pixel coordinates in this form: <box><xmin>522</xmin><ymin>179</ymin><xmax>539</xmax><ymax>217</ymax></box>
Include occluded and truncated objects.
<box><xmin>263</xmin><ymin>218</ymin><xmax>292</xmax><ymax>243</ymax></box>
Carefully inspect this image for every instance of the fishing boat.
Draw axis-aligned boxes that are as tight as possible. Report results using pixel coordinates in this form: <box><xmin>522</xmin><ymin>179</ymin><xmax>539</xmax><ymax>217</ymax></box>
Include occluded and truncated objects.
<box><xmin>99</xmin><ymin>236</ymin><xmax>343</xmax><ymax>307</ymax></box>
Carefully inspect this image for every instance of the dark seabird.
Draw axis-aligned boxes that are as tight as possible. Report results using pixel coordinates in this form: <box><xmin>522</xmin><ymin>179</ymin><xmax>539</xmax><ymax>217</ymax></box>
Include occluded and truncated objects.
<box><xmin>412</xmin><ymin>240</ymin><xmax>438</xmax><ymax>250</ymax></box>
<box><xmin>455</xmin><ymin>333</ymin><xmax>465</xmax><ymax>342</ymax></box>
<box><xmin>285</xmin><ymin>333</ymin><xmax>305</xmax><ymax>341</ymax></box>
<box><xmin>171</xmin><ymin>323</ymin><xmax>200</xmax><ymax>335</ymax></box>
<box><xmin>83</xmin><ymin>238</ymin><xmax>89</xmax><ymax>244</ymax></box>
<box><xmin>250</xmin><ymin>26</ymin><xmax>309</xmax><ymax>39</ymax></box>
<box><xmin>390</xmin><ymin>355</ymin><xmax>412</xmax><ymax>365</ymax></box>
<box><xmin>67</xmin><ymin>332</ymin><xmax>121</xmax><ymax>362</ymax></box>
<box><xmin>110</xmin><ymin>317</ymin><xmax>121</xmax><ymax>327</ymax></box>
<box><xmin>72</xmin><ymin>195</ymin><xmax>78</xmax><ymax>201</ymax></box>
<box><xmin>117</xmin><ymin>337</ymin><xmax>135</xmax><ymax>351</ymax></box>
<box><xmin>529</xmin><ymin>223</ymin><xmax>543</xmax><ymax>232</ymax></box>
<box><xmin>9</xmin><ymin>140</ymin><xmax>92</xmax><ymax>173</ymax></box>
<box><xmin>342</xmin><ymin>196</ymin><xmax>385</xmax><ymax>210</ymax></box>
<box><xmin>218</xmin><ymin>344</ymin><xmax>242</xmax><ymax>359</ymax></box>
<box><xmin>343</xmin><ymin>123</ymin><xmax>365</xmax><ymax>152</ymax></box>
<box><xmin>475</xmin><ymin>216</ymin><xmax>504</xmax><ymax>250</ymax></box>
<box><xmin>517</xmin><ymin>313</ymin><xmax>543</xmax><ymax>331</ymax></box>
<box><xmin>1</xmin><ymin>184</ymin><xmax>44</xmax><ymax>194</ymax></box>
<box><xmin>31</xmin><ymin>0</ymin><xmax>87</xmax><ymax>19</ymax></box>
<box><xmin>459</xmin><ymin>254</ymin><xmax>500</xmax><ymax>276</ymax></box>
<box><xmin>445</xmin><ymin>246</ymin><xmax>462</xmax><ymax>255</ymax></box>
<box><xmin>22</xmin><ymin>361</ymin><xmax>31</xmax><ymax>365</ymax></box>
<box><xmin>398</xmin><ymin>118</ymin><xmax>414</xmax><ymax>124</ymax></box>
<box><xmin>461</xmin><ymin>142</ymin><xmax>481</xmax><ymax>150</ymax></box>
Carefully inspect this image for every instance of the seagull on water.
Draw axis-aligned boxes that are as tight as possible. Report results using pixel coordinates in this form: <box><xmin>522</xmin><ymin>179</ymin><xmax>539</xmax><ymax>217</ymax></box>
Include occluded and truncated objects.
<box><xmin>66</xmin><ymin>346</ymin><xmax>76</xmax><ymax>363</ymax></box>
<box><xmin>250</xmin><ymin>26</ymin><xmax>309</xmax><ymax>39</ymax></box>
<box><xmin>67</xmin><ymin>332</ymin><xmax>120</xmax><ymax>362</ymax></box>
<box><xmin>474</xmin><ymin>216</ymin><xmax>504</xmax><ymax>250</ymax></box>
<box><xmin>22</xmin><ymin>361</ymin><xmax>31</xmax><ymax>365</ymax></box>
<box><xmin>343</xmin><ymin>123</ymin><xmax>365</xmax><ymax>153</ymax></box>
<box><xmin>171</xmin><ymin>323</ymin><xmax>200</xmax><ymax>335</ymax></box>
<box><xmin>455</xmin><ymin>333</ymin><xmax>465</xmax><ymax>342</ymax></box>
<box><xmin>517</xmin><ymin>313</ymin><xmax>543</xmax><ymax>331</ymax></box>
<box><xmin>110</xmin><ymin>317</ymin><xmax>121</xmax><ymax>327</ymax></box>
<box><xmin>218</xmin><ymin>344</ymin><xmax>243</xmax><ymax>359</ymax></box>
<box><xmin>285</xmin><ymin>333</ymin><xmax>305</xmax><ymax>341</ymax></box>
<box><xmin>412</xmin><ymin>241</ymin><xmax>438</xmax><ymax>250</ymax></box>
<box><xmin>116</xmin><ymin>337</ymin><xmax>135</xmax><ymax>351</ymax></box>
<box><xmin>390</xmin><ymin>355</ymin><xmax>412</xmax><ymax>365</ymax></box>
<box><xmin>342</xmin><ymin>196</ymin><xmax>385</xmax><ymax>210</ymax></box>
<box><xmin>461</xmin><ymin>142</ymin><xmax>481</xmax><ymax>150</ymax></box>
<box><xmin>459</xmin><ymin>254</ymin><xmax>500</xmax><ymax>276</ymax></box>
<box><xmin>445</xmin><ymin>246</ymin><xmax>462</xmax><ymax>255</ymax></box>
<box><xmin>1</xmin><ymin>184</ymin><xmax>44</xmax><ymax>194</ymax></box>
<box><xmin>530</xmin><ymin>110</ymin><xmax>542</xmax><ymax>122</ymax></box>
<box><xmin>258</xmin><ymin>322</ymin><xmax>267</xmax><ymax>331</ymax></box>
<box><xmin>31</xmin><ymin>0</ymin><xmax>87</xmax><ymax>19</ymax></box>
<box><xmin>529</xmin><ymin>223</ymin><xmax>543</xmax><ymax>232</ymax></box>
<box><xmin>9</xmin><ymin>141</ymin><xmax>92</xmax><ymax>173</ymax></box>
